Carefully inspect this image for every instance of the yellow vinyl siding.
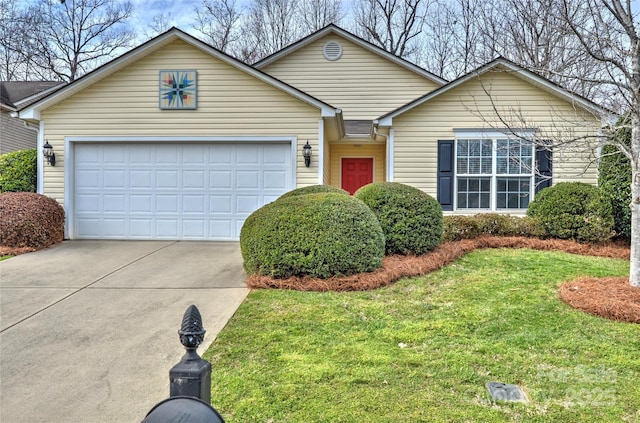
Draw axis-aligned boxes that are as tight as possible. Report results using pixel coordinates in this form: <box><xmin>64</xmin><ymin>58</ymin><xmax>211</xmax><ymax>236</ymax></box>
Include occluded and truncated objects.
<box><xmin>40</xmin><ymin>40</ymin><xmax>322</xmax><ymax>203</ymax></box>
<box><xmin>261</xmin><ymin>35</ymin><xmax>440</xmax><ymax>120</ymax></box>
<box><xmin>392</xmin><ymin>71</ymin><xmax>601</xmax><ymax>202</ymax></box>
<box><xmin>329</xmin><ymin>144</ymin><xmax>386</xmax><ymax>188</ymax></box>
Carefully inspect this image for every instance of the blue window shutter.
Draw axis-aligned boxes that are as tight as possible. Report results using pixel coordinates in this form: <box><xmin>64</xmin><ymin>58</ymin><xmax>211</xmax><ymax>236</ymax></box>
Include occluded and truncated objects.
<box><xmin>535</xmin><ymin>143</ymin><xmax>553</xmax><ymax>194</ymax></box>
<box><xmin>437</xmin><ymin>140</ymin><xmax>454</xmax><ymax>211</ymax></box>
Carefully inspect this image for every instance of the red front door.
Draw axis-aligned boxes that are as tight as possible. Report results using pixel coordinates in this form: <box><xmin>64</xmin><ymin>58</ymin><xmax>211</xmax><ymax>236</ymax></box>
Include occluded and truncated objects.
<box><xmin>342</xmin><ymin>158</ymin><xmax>373</xmax><ymax>195</ymax></box>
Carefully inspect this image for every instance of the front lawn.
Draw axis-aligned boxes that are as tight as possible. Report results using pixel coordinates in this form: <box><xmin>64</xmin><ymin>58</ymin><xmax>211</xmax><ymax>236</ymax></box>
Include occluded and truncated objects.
<box><xmin>204</xmin><ymin>249</ymin><xmax>639</xmax><ymax>422</ymax></box>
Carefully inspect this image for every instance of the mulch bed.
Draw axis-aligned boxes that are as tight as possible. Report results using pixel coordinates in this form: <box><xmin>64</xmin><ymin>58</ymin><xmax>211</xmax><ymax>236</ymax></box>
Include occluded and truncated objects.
<box><xmin>246</xmin><ymin>236</ymin><xmax>638</xmax><ymax>324</ymax></box>
<box><xmin>559</xmin><ymin>277</ymin><xmax>640</xmax><ymax>324</ymax></box>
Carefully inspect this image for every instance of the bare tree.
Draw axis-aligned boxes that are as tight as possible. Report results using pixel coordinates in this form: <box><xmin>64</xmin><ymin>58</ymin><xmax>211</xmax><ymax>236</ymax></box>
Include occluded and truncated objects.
<box><xmin>559</xmin><ymin>0</ymin><xmax>640</xmax><ymax>287</ymax></box>
<box><xmin>0</xmin><ymin>0</ymin><xmax>51</xmax><ymax>81</ymax></box>
<box><xmin>466</xmin><ymin>0</ymin><xmax>639</xmax><ymax>287</ymax></box>
<box><xmin>195</xmin><ymin>0</ymin><xmax>244</xmax><ymax>52</ymax></box>
<box><xmin>25</xmin><ymin>0</ymin><xmax>135</xmax><ymax>82</ymax></box>
<box><xmin>237</xmin><ymin>0</ymin><xmax>303</xmax><ymax>63</ymax></box>
<box><xmin>143</xmin><ymin>13</ymin><xmax>173</xmax><ymax>40</ymax></box>
<box><xmin>297</xmin><ymin>0</ymin><xmax>344</xmax><ymax>31</ymax></box>
<box><xmin>353</xmin><ymin>0</ymin><xmax>434</xmax><ymax>58</ymax></box>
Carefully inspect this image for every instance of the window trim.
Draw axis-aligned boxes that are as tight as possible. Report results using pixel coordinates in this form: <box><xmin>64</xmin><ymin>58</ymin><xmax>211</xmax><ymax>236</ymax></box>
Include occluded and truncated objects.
<box><xmin>454</xmin><ymin>137</ymin><xmax>534</xmax><ymax>211</ymax></box>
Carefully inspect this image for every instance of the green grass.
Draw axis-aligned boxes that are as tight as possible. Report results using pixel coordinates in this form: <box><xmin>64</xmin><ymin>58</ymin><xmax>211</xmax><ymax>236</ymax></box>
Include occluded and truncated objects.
<box><xmin>204</xmin><ymin>249</ymin><xmax>639</xmax><ymax>422</ymax></box>
<box><xmin>0</xmin><ymin>255</ymin><xmax>13</xmax><ymax>261</ymax></box>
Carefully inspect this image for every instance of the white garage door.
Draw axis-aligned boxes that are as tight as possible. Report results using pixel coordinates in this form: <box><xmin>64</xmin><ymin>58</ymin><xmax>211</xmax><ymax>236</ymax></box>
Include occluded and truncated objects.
<box><xmin>73</xmin><ymin>142</ymin><xmax>292</xmax><ymax>240</ymax></box>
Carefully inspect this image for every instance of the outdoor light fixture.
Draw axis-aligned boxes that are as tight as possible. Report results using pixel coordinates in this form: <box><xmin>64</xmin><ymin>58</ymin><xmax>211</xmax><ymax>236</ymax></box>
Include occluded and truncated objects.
<box><xmin>302</xmin><ymin>140</ymin><xmax>312</xmax><ymax>167</ymax></box>
<box><xmin>43</xmin><ymin>140</ymin><xmax>56</xmax><ymax>166</ymax></box>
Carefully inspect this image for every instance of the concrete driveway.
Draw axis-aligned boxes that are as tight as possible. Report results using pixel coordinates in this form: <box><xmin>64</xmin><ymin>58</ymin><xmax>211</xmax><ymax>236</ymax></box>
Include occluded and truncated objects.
<box><xmin>0</xmin><ymin>241</ymin><xmax>249</xmax><ymax>423</ymax></box>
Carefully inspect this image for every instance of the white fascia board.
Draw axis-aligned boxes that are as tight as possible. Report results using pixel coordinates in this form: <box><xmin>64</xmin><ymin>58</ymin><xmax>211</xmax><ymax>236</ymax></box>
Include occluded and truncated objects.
<box><xmin>18</xmin><ymin>108</ymin><xmax>41</xmax><ymax>121</ymax></box>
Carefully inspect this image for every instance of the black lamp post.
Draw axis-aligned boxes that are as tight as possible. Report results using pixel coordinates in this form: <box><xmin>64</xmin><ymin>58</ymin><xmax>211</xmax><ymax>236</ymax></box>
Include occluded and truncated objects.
<box><xmin>43</xmin><ymin>140</ymin><xmax>56</xmax><ymax>166</ymax></box>
<box><xmin>302</xmin><ymin>141</ymin><xmax>312</xmax><ymax>167</ymax></box>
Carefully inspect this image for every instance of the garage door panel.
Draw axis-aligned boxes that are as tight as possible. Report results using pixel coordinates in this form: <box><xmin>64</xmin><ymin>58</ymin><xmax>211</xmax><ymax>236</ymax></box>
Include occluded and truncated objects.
<box><xmin>264</xmin><ymin>171</ymin><xmax>288</xmax><ymax>189</ymax></box>
<box><xmin>103</xmin><ymin>219</ymin><xmax>127</xmax><ymax>237</ymax></box>
<box><xmin>183</xmin><ymin>146</ymin><xmax>207</xmax><ymax>164</ymax></box>
<box><xmin>237</xmin><ymin>196</ymin><xmax>260</xmax><ymax>213</ymax></box>
<box><xmin>103</xmin><ymin>170</ymin><xmax>125</xmax><ymax>188</ymax></box>
<box><xmin>104</xmin><ymin>147</ymin><xmax>125</xmax><ymax>164</ymax></box>
<box><xmin>131</xmin><ymin>195</ymin><xmax>152</xmax><ymax>212</ymax></box>
<box><xmin>156</xmin><ymin>171</ymin><xmax>178</xmax><ymax>188</ymax></box>
<box><xmin>157</xmin><ymin>220</ymin><xmax>179</xmax><ymax>237</ymax></box>
<box><xmin>104</xmin><ymin>195</ymin><xmax>126</xmax><ymax>212</ymax></box>
<box><xmin>183</xmin><ymin>196</ymin><xmax>205</xmax><ymax>213</ymax></box>
<box><xmin>130</xmin><ymin>171</ymin><xmax>152</xmax><ymax>188</ymax></box>
<box><xmin>157</xmin><ymin>146</ymin><xmax>179</xmax><ymax>163</ymax></box>
<box><xmin>236</xmin><ymin>171</ymin><xmax>259</xmax><ymax>189</ymax></box>
<box><xmin>210</xmin><ymin>171</ymin><xmax>232</xmax><ymax>188</ymax></box>
<box><xmin>210</xmin><ymin>195</ymin><xmax>232</xmax><ymax>213</ymax></box>
<box><xmin>74</xmin><ymin>142</ymin><xmax>291</xmax><ymax>240</ymax></box>
<box><xmin>157</xmin><ymin>195</ymin><xmax>179</xmax><ymax>213</ymax></box>
<box><xmin>131</xmin><ymin>219</ymin><xmax>152</xmax><ymax>237</ymax></box>
<box><xmin>77</xmin><ymin>170</ymin><xmax>100</xmax><ymax>187</ymax></box>
<box><xmin>183</xmin><ymin>171</ymin><xmax>205</xmax><ymax>188</ymax></box>
<box><xmin>77</xmin><ymin>194</ymin><xmax>100</xmax><ymax>212</ymax></box>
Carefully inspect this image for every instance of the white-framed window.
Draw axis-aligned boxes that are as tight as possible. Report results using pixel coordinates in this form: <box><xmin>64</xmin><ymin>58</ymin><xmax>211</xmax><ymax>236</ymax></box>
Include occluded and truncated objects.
<box><xmin>455</xmin><ymin>138</ymin><xmax>533</xmax><ymax>210</ymax></box>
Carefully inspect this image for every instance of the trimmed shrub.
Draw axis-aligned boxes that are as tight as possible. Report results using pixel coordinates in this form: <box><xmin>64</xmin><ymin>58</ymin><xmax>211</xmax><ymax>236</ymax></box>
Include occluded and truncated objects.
<box><xmin>0</xmin><ymin>192</ymin><xmax>65</xmax><ymax>249</ymax></box>
<box><xmin>473</xmin><ymin>213</ymin><xmax>545</xmax><ymax>238</ymax></box>
<box><xmin>354</xmin><ymin>182</ymin><xmax>443</xmax><ymax>255</ymax></box>
<box><xmin>443</xmin><ymin>216</ymin><xmax>482</xmax><ymax>241</ymax></box>
<box><xmin>442</xmin><ymin>214</ymin><xmax>544</xmax><ymax>241</ymax></box>
<box><xmin>599</xmin><ymin>142</ymin><xmax>632</xmax><ymax>242</ymax></box>
<box><xmin>0</xmin><ymin>149</ymin><xmax>37</xmax><ymax>192</ymax></box>
<box><xmin>240</xmin><ymin>193</ymin><xmax>385</xmax><ymax>278</ymax></box>
<box><xmin>279</xmin><ymin>184</ymin><xmax>349</xmax><ymax>200</ymax></box>
<box><xmin>527</xmin><ymin>182</ymin><xmax>614</xmax><ymax>243</ymax></box>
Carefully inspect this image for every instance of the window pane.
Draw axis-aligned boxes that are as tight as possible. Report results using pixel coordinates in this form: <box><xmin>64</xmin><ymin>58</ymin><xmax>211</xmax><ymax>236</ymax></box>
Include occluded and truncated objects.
<box><xmin>496</xmin><ymin>177</ymin><xmax>531</xmax><ymax>209</ymax></box>
<box><xmin>458</xmin><ymin>193</ymin><xmax>467</xmax><ymax>208</ymax></box>
<box><xmin>480</xmin><ymin>193</ymin><xmax>490</xmax><ymax>208</ymax></box>
<box><xmin>457</xmin><ymin>157</ymin><xmax>468</xmax><ymax>173</ymax></box>
<box><xmin>457</xmin><ymin>177</ymin><xmax>490</xmax><ymax>209</ymax></box>
<box><xmin>457</xmin><ymin>139</ymin><xmax>492</xmax><ymax>175</ymax></box>
<box><xmin>457</xmin><ymin>140</ymin><xmax>468</xmax><ymax>155</ymax></box>
<box><xmin>496</xmin><ymin>157</ymin><xmax>507</xmax><ymax>174</ymax></box>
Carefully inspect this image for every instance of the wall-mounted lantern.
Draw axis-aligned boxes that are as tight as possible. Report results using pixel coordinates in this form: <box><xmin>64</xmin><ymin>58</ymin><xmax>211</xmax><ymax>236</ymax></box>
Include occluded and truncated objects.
<box><xmin>302</xmin><ymin>141</ymin><xmax>312</xmax><ymax>167</ymax></box>
<box><xmin>43</xmin><ymin>140</ymin><xmax>56</xmax><ymax>166</ymax></box>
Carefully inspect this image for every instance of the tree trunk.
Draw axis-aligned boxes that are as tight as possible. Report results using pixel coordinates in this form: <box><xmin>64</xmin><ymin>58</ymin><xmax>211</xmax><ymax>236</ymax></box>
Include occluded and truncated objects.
<box><xmin>630</xmin><ymin>115</ymin><xmax>640</xmax><ymax>287</ymax></box>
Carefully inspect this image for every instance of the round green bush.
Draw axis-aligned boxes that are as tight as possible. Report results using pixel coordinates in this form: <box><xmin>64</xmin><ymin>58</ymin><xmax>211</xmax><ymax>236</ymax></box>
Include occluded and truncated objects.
<box><xmin>279</xmin><ymin>184</ymin><xmax>349</xmax><ymax>200</ymax></box>
<box><xmin>0</xmin><ymin>149</ymin><xmax>37</xmax><ymax>192</ymax></box>
<box><xmin>0</xmin><ymin>192</ymin><xmax>65</xmax><ymax>249</ymax></box>
<box><xmin>240</xmin><ymin>193</ymin><xmax>385</xmax><ymax>278</ymax></box>
<box><xmin>599</xmin><ymin>143</ymin><xmax>631</xmax><ymax>242</ymax></box>
<box><xmin>527</xmin><ymin>182</ymin><xmax>614</xmax><ymax>243</ymax></box>
<box><xmin>355</xmin><ymin>182</ymin><xmax>443</xmax><ymax>255</ymax></box>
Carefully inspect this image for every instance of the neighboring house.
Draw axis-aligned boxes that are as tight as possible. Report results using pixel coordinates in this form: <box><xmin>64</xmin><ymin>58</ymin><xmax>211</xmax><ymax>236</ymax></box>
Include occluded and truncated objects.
<box><xmin>1</xmin><ymin>81</ymin><xmax>63</xmax><ymax>154</ymax></box>
<box><xmin>18</xmin><ymin>25</ymin><xmax>605</xmax><ymax>241</ymax></box>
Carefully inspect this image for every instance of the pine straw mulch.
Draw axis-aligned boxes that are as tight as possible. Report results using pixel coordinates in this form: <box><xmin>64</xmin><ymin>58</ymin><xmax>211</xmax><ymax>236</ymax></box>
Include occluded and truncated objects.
<box><xmin>246</xmin><ymin>236</ymin><xmax>638</xmax><ymax>324</ymax></box>
<box><xmin>0</xmin><ymin>246</ymin><xmax>38</xmax><ymax>256</ymax></box>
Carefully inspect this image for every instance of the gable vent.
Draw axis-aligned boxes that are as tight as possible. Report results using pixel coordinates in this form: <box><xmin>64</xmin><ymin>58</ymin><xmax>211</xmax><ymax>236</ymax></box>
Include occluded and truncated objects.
<box><xmin>323</xmin><ymin>41</ymin><xmax>343</xmax><ymax>61</ymax></box>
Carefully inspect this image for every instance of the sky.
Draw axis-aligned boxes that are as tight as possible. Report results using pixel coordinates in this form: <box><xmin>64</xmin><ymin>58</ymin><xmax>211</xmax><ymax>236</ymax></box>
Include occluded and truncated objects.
<box><xmin>127</xmin><ymin>0</ymin><xmax>205</xmax><ymax>42</ymax></box>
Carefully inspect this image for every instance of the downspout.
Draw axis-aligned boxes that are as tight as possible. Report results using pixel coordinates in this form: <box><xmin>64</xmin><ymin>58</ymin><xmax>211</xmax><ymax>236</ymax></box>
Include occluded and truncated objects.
<box><xmin>37</xmin><ymin>121</ymin><xmax>45</xmax><ymax>194</ymax></box>
<box><xmin>373</xmin><ymin>121</ymin><xmax>393</xmax><ymax>182</ymax></box>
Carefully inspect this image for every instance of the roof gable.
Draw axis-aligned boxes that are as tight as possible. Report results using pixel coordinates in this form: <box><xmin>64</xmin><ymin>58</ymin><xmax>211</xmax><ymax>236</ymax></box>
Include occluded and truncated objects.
<box><xmin>255</xmin><ymin>24</ymin><xmax>446</xmax><ymax>86</ymax></box>
<box><xmin>376</xmin><ymin>58</ymin><xmax>607</xmax><ymax>126</ymax></box>
<box><xmin>19</xmin><ymin>28</ymin><xmax>338</xmax><ymax>121</ymax></box>
<box><xmin>1</xmin><ymin>81</ymin><xmax>63</xmax><ymax>111</ymax></box>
